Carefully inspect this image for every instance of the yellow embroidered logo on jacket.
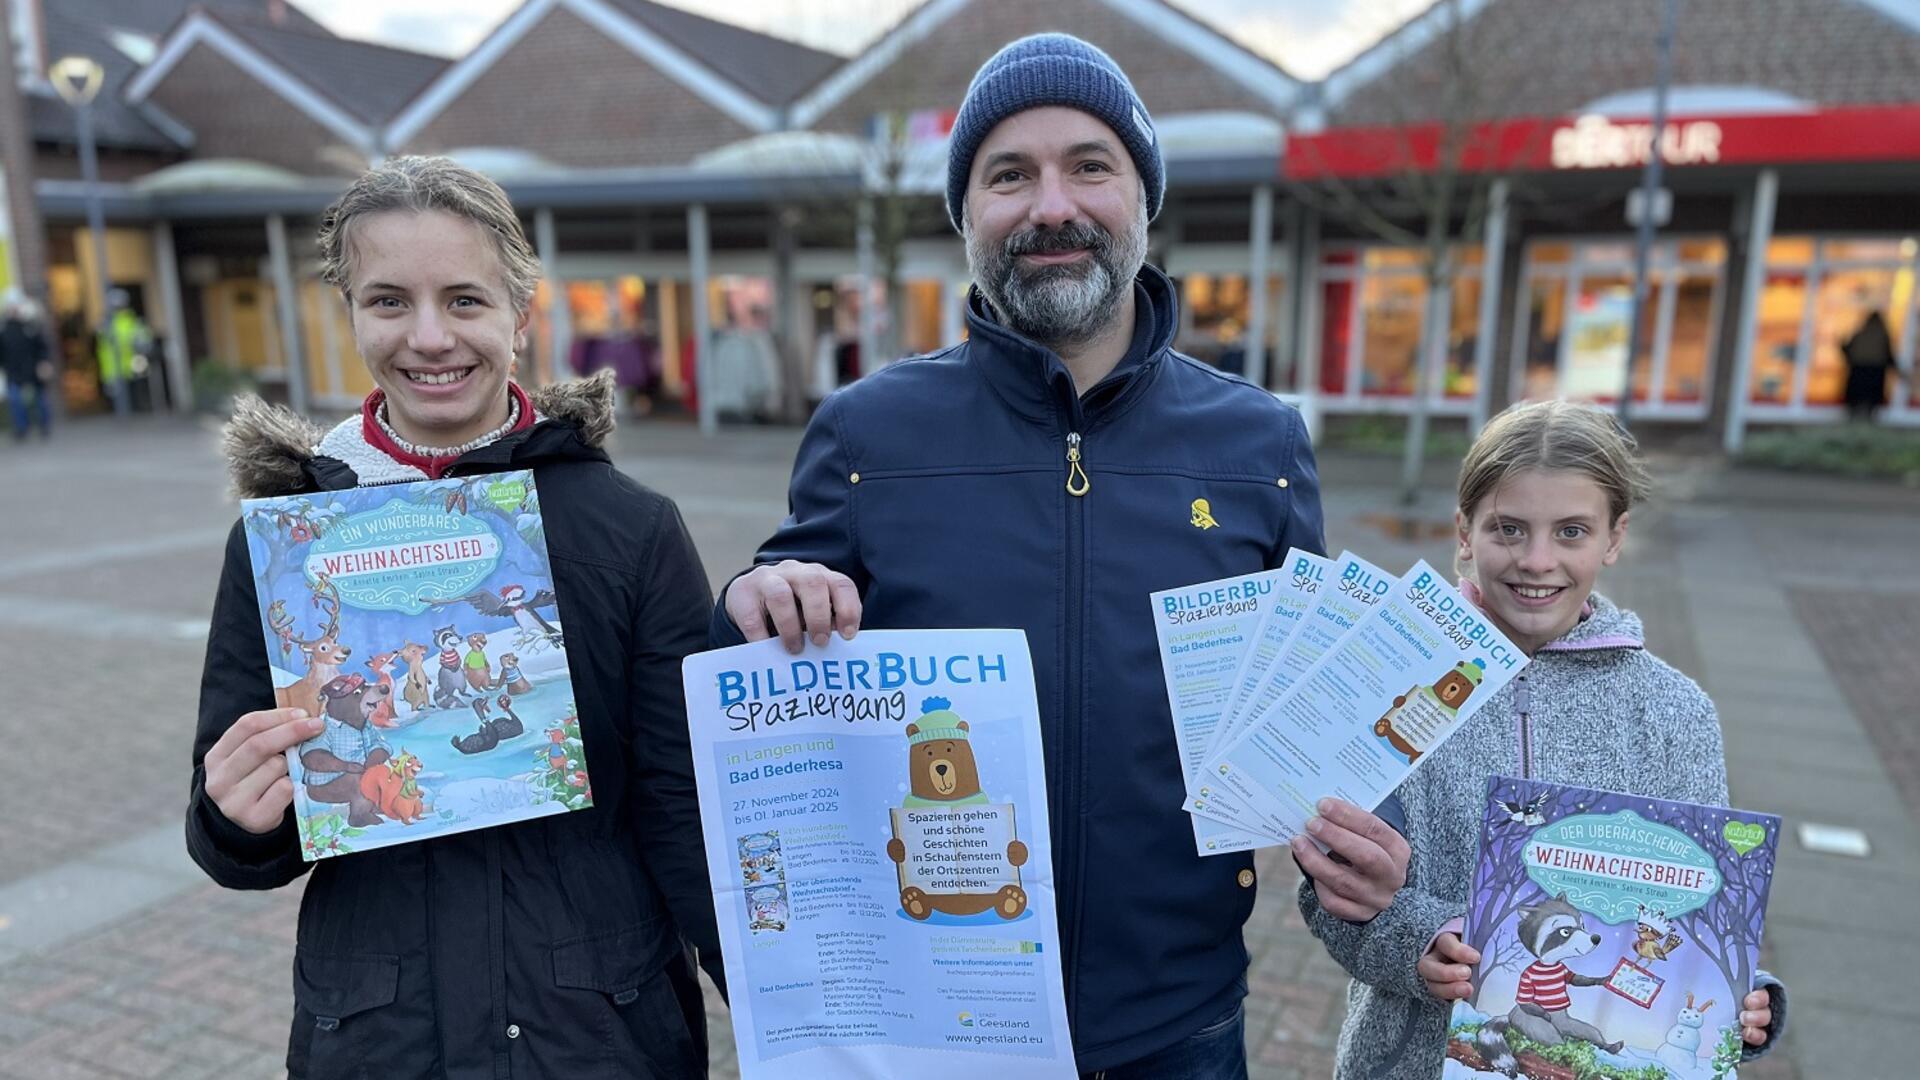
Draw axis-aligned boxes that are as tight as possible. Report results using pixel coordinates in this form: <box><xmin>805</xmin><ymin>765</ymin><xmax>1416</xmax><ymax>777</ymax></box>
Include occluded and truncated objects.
<box><xmin>1190</xmin><ymin>499</ymin><xmax>1218</xmax><ymax>530</ymax></box>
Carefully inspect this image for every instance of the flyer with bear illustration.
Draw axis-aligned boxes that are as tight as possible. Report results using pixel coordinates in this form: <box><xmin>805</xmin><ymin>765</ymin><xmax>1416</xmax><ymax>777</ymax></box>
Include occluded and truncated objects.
<box><xmin>682</xmin><ymin>630</ymin><xmax>1075</xmax><ymax>1080</ymax></box>
<box><xmin>1445</xmin><ymin>776</ymin><xmax>1779</xmax><ymax>1080</ymax></box>
<box><xmin>240</xmin><ymin>470</ymin><xmax>589</xmax><ymax>861</ymax></box>
<box><xmin>1188</xmin><ymin>560</ymin><xmax>1529</xmax><ymax>840</ymax></box>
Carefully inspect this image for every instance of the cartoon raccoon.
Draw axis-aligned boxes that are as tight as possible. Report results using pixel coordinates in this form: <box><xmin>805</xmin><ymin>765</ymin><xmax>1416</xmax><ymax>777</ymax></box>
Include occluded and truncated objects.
<box><xmin>1475</xmin><ymin>893</ymin><xmax>1624</xmax><ymax>1076</ymax></box>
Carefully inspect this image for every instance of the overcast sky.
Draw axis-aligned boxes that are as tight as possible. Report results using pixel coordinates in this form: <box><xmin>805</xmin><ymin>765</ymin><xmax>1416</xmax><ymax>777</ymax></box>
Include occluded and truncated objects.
<box><xmin>294</xmin><ymin>0</ymin><xmax>1435</xmax><ymax>81</ymax></box>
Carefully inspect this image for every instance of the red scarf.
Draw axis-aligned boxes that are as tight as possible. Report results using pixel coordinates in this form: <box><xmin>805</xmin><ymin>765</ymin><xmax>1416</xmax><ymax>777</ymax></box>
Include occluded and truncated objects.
<box><xmin>360</xmin><ymin>382</ymin><xmax>536</xmax><ymax>479</ymax></box>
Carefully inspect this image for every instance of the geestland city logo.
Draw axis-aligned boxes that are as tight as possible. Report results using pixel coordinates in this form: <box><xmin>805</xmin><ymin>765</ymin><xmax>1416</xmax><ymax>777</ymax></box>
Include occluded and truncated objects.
<box><xmin>957</xmin><ymin>1012</ymin><xmax>974</xmax><ymax>1027</ymax></box>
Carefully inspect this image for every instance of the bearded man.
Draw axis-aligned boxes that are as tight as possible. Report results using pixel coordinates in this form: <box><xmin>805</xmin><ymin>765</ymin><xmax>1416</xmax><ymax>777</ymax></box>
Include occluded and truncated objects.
<box><xmin>712</xmin><ymin>34</ymin><xmax>1326</xmax><ymax>1078</ymax></box>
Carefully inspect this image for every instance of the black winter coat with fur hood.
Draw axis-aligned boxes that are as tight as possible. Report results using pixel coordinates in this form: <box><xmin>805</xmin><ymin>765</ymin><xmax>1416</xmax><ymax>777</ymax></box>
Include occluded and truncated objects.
<box><xmin>189</xmin><ymin>374</ymin><xmax>723</xmax><ymax>1080</ymax></box>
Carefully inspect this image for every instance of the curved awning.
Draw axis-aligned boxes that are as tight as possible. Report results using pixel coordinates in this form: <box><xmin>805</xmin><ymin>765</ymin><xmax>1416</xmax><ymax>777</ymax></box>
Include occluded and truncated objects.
<box><xmin>1157</xmin><ymin>111</ymin><xmax>1284</xmax><ymax>159</ymax></box>
<box><xmin>128</xmin><ymin>158</ymin><xmax>307</xmax><ymax>194</ymax></box>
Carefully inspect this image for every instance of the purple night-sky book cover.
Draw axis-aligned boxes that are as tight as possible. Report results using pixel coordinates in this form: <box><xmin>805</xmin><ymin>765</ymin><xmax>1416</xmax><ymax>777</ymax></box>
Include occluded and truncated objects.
<box><xmin>1445</xmin><ymin>775</ymin><xmax>1779</xmax><ymax>1080</ymax></box>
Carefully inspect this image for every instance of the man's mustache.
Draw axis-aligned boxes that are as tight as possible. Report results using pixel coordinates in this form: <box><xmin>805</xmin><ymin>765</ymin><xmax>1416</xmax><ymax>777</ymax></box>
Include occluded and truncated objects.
<box><xmin>1003</xmin><ymin>221</ymin><xmax>1112</xmax><ymax>261</ymax></box>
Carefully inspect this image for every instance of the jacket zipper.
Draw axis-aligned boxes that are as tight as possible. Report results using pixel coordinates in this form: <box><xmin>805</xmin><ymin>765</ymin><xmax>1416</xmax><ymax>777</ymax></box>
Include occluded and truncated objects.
<box><xmin>1515</xmin><ymin>674</ymin><xmax>1533</xmax><ymax>779</ymax></box>
<box><xmin>1060</xmin><ymin>424</ymin><xmax>1088</xmax><ymax>1036</ymax></box>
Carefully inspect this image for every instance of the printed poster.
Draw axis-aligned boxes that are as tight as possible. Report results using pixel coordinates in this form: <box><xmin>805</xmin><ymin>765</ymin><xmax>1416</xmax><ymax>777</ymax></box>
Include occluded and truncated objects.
<box><xmin>683</xmin><ymin>630</ymin><xmax>1075</xmax><ymax>1080</ymax></box>
<box><xmin>1149</xmin><ymin>568</ymin><xmax>1293</xmax><ymax>855</ymax></box>
<box><xmin>240</xmin><ymin>471</ymin><xmax>588</xmax><ymax>860</ymax></box>
<box><xmin>1191</xmin><ymin>561</ymin><xmax>1528</xmax><ymax>839</ymax></box>
<box><xmin>1445</xmin><ymin>776</ymin><xmax>1779</xmax><ymax>1080</ymax></box>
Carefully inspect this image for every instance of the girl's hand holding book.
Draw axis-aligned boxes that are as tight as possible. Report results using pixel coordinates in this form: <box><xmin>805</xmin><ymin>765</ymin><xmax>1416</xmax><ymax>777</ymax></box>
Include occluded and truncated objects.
<box><xmin>1418</xmin><ymin>932</ymin><xmax>1480</xmax><ymax>1001</ymax></box>
<box><xmin>1740</xmin><ymin>988</ymin><xmax>1773</xmax><ymax>1046</ymax></box>
<box><xmin>204</xmin><ymin>707</ymin><xmax>323</xmax><ymax>835</ymax></box>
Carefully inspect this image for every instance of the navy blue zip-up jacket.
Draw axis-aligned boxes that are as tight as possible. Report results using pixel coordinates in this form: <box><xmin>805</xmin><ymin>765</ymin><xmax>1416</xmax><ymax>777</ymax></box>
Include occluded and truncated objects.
<box><xmin>712</xmin><ymin>265</ymin><xmax>1325</xmax><ymax>1070</ymax></box>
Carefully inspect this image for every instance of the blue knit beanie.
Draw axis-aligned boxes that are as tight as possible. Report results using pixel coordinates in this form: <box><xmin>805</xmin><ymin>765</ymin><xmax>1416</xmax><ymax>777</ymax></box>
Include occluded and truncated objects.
<box><xmin>946</xmin><ymin>33</ymin><xmax>1164</xmax><ymax>232</ymax></box>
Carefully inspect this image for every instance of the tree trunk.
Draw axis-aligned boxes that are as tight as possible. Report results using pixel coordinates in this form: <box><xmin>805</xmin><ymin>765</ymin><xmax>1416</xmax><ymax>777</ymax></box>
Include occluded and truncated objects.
<box><xmin>1399</xmin><ymin>259</ymin><xmax>1454</xmax><ymax>507</ymax></box>
<box><xmin>770</xmin><ymin>204</ymin><xmax>807</xmax><ymax>423</ymax></box>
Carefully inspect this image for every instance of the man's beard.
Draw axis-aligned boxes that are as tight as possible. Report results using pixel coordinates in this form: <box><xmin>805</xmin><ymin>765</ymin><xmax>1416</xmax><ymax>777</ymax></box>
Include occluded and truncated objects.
<box><xmin>966</xmin><ymin>205</ymin><xmax>1148</xmax><ymax>348</ymax></box>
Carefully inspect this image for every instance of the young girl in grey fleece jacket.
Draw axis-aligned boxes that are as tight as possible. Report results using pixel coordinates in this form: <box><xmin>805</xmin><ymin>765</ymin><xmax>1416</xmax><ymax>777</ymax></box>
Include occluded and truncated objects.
<box><xmin>1294</xmin><ymin>401</ymin><xmax>1787</xmax><ymax>1079</ymax></box>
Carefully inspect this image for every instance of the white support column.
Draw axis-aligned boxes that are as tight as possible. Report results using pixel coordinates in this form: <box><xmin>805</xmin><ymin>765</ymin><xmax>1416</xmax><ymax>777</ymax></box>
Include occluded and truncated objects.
<box><xmin>1724</xmin><ymin>169</ymin><xmax>1778</xmax><ymax>454</ymax></box>
<box><xmin>1245</xmin><ymin>183</ymin><xmax>1274</xmax><ymax>388</ymax></box>
<box><xmin>318</xmin><ymin>286</ymin><xmax>344</xmax><ymax>402</ymax></box>
<box><xmin>941</xmin><ymin>276</ymin><xmax>968</xmax><ymax>347</ymax></box>
<box><xmin>688</xmin><ymin>202</ymin><xmax>715</xmax><ymax>436</ymax></box>
<box><xmin>1295</xmin><ymin>208</ymin><xmax>1324</xmax><ymax>441</ymax></box>
<box><xmin>533</xmin><ymin>208</ymin><xmax>571</xmax><ymax>387</ymax></box>
<box><xmin>1470</xmin><ymin>179</ymin><xmax>1510</xmax><ymax>431</ymax></box>
<box><xmin>856</xmin><ymin>198</ymin><xmax>879</xmax><ymax>375</ymax></box>
<box><xmin>150</xmin><ymin>220</ymin><xmax>192</xmax><ymax>413</ymax></box>
<box><xmin>266</xmin><ymin>213</ymin><xmax>308</xmax><ymax>415</ymax></box>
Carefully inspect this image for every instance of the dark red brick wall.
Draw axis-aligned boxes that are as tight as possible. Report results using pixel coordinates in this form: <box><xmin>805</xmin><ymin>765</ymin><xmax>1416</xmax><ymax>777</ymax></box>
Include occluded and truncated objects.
<box><xmin>402</xmin><ymin>6</ymin><xmax>756</xmax><ymax>167</ymax></box>
<box><xmin>146</xmin><ymin>43</ymin><xmax>367</xmax><ymax>175</ymax></box>
<box><xmin>810</xmin><ymin>0</ymin><xmax>1287</xmax><ymax>135</ymax></box>
<box><xmin>1334</xmin><ymin>0</ymin><xmax>1920</xmax><ymax>125</ymax></box>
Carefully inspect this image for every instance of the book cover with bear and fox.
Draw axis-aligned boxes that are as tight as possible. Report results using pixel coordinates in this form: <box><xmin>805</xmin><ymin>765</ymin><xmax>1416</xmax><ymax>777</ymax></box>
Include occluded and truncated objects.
<box><xmin>1445</xmin><ymin>776</ymin><xmax>1779</xmax><ymax>1080</ymax></box>
<box><xmin>240</xmin><ymin>470</ymin><xmax>590</xmax><ymax>861</ymax></box>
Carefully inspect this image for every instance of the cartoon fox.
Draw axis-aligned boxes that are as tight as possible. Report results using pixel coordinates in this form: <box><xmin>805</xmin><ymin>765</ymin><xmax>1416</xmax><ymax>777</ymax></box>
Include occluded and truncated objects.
<box><xmin>1475</xmin><ymin>893</ymin><xmax>1623</xmax><ymax>1076</ymax></box>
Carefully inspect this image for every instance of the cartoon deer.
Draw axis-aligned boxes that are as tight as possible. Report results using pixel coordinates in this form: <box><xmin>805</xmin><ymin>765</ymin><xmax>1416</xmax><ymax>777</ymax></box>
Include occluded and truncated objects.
<box><xmin>275</xmin><ymin>576</ymin><xmax>349</xmax><ymax>719</ymax></box>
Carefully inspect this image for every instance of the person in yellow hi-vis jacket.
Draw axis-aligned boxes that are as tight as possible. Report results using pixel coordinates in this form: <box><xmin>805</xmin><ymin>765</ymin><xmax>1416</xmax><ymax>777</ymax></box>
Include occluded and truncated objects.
<box><xmin>96</xmin><ymin>289</ymin><xmax>151</xmax><ymax>418</ymax></box>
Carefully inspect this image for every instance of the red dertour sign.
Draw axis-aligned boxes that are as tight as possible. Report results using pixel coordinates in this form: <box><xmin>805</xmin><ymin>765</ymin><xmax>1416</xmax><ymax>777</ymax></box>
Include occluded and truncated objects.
<box><xmin>1283</xmin><ymin>104</ymin><xmax>1920</xmax><ymax>180</ymax></box>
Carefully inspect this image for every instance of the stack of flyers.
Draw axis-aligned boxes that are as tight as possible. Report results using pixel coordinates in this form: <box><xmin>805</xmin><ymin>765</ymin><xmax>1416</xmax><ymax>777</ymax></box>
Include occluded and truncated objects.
<box><xmin>1151</xmin><ymin>553</ymin><xmax>1531</xmax><ymax>856</ymax></box>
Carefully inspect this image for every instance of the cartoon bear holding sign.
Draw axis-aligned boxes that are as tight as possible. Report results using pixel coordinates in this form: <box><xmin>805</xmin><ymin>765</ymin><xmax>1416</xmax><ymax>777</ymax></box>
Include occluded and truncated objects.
<box><xmin>886</xmin><ymin>698</ymin><xmax>1029</xmax><ymax>920</ymax></box>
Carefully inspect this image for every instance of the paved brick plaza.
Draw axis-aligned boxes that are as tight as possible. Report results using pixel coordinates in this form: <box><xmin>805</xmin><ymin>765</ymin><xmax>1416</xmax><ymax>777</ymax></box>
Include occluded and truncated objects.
<box><xmin>6</xmin><ymin>415</ymin><xmax>1908</xmax><ymax>1078</ymax></box>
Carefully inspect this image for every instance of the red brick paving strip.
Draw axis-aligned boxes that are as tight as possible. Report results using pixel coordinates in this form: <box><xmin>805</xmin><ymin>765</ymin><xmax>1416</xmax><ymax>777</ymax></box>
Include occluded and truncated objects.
<box><xmin>1788</xmin><ymin>587</ymin><xmax>1920</xmax><ymax>822</ymax></box>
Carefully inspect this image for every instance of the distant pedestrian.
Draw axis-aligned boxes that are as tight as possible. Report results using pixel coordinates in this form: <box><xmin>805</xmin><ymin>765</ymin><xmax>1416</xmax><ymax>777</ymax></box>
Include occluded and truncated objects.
<box><xmin>95</xmin><ymin>289</ymin><xmax>150</xmax><ymax>418</ymax></box>
<box><xmin>1</xmin><ymin>290</ymin><xmax>53</xmax><ymax>441</ymax></box>
<box><xmin>1841</xmin><ymin>309</ymin><xmax>1898</xmax><ymax>421</ymax></box>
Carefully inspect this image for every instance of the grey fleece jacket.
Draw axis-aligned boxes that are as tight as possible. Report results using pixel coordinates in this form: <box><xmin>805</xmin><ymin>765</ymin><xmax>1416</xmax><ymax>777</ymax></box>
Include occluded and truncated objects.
<box><xmin>1300</xmin><ymin>593</ymin><xmax>1787</xmax><ymax>1079</ymax></box>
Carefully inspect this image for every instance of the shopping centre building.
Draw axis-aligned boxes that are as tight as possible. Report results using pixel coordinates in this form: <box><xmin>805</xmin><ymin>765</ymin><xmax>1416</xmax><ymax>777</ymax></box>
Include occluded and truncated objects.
<box><xmin>5</xmin><ymin>0</ymin><xmax>1918</xmax><ymax>443</ymax></box>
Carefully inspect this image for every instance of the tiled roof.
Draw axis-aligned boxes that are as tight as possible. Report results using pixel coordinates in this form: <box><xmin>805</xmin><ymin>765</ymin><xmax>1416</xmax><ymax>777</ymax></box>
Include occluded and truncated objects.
<box><xmin>28</xmin><ymin>0</ymin><xmax>331</xmax><ymax>149</ymax></box>
<box><xmin>600</xmin><ymin>0</ymin><xmax>845</xmax><ymax>106</ymax></box>
<box><xmin>206</xmin><ymin>9</ymin><xmax>451</xmax><ymax>124</ymax></box>
<box><xmin>1327</xmin><ymin>0</ymin><xmax>1920</xmax><ymax>126</ymax></box>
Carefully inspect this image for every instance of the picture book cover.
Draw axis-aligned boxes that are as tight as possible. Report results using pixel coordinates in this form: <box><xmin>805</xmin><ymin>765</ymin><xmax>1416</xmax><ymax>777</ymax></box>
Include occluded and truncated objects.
<box><xmin>1445</xmin><ymin>776</ymin><xmax>1780</xmax><ymax>1080</ymax></box>
<box><xmin>240</xmin><ymin>470</ymin><xmax>590</xmax><ymax>860</ymax></box>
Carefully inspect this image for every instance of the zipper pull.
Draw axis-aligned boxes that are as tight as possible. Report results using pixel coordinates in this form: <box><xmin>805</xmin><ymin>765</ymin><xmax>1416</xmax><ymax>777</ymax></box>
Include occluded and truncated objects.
<box><xmin>1065</xmin><ymin>432</ymin><xmax>1090</xmax><ymax>496</ymax></box>
<box><xmin>1514</xmin><ymin>677</ymin><xmax>1531</xmax><ymax>716</ymax></box>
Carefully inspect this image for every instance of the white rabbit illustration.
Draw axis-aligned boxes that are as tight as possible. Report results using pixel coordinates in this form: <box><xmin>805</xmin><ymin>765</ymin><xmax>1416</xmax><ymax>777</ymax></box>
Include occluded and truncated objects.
<box><xmin>1656</xmin><ymin>991</ymin><xmax>1715</xmax><ymax>1072</ymax></box>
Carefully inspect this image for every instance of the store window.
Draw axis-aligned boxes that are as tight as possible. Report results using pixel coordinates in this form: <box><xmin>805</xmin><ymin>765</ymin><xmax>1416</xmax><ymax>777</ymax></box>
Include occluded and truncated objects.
<box><xmin>1748</xmin><ymin>235</ymin><xmax>1918</xmax><ymax>415</ymax></box>
<box><xmin>1180</xmin><ymin>272</ymin><xmax>1289</xmax><ymax>383</ymax></box>
<box><xmin>1512</xmin><ymin>237</ymin><xmax>1723</xmax><ymax>417</ymax></box>
<box><xmin>1318</xmin><ymin>245</ymin><xmax>1483</xmax><ymax>407</ymax></box>
<box><xmin>1359</xmin><ymin>272</ymin><xmax>1426</xmax><ymax>395</ymax></box>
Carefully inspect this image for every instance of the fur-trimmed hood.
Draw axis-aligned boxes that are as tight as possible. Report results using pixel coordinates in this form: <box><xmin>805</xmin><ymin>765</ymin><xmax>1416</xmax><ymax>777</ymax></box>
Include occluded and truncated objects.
<box><xmin>222</xmin><ymin>371</ymin><xmax>617</xmax><ymax>499</ymax></box>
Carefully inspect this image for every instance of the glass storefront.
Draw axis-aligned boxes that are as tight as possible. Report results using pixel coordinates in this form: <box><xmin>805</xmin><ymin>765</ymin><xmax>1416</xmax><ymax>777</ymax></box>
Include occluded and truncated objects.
<box><xmin>1510</xmin><ymin>237</ymin><xmax>1725</xmax><ymax>418</ymax></box>
<box><xmin>1177</xmin><ymin>271</ymin><xmax>1288</xmax><ymax>384</ymax></box>
<box><xmin>1316</xmin><ymin>245</ymin><xmax>1482</xmax><ymax>408</ymax></box>
<box><xmin>1747</xmin><ymin>235</ymin><xmax>1919</xmax><ymax>416</ymax></box>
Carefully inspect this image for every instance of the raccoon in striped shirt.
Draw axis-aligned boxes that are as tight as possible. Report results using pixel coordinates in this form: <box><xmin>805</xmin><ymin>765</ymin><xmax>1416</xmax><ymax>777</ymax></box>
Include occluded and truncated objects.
<box><xmin>1475</xmin><ymin>893</ymin><xmax>1624</xmax><ymax>1073</ymax></box>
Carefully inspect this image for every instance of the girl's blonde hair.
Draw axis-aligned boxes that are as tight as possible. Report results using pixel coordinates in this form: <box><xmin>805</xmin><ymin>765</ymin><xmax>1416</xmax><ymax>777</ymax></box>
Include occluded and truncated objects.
<box><xmin>1457</xmin><ymin>400</ymin><xmax>1652</xmax><ymax>525</ymax></box>
<box><xmin>317</xmin><ymin>156</ymin><xmax>541</xmax><ymax>313</ymax></box>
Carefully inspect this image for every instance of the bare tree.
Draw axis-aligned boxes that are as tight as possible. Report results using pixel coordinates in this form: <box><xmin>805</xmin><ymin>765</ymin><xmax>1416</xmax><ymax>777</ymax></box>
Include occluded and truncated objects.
<box><xmin>1289</xmin><ymin>0</ymin><xmax>1538</xmax><ymax>507</ymax></box>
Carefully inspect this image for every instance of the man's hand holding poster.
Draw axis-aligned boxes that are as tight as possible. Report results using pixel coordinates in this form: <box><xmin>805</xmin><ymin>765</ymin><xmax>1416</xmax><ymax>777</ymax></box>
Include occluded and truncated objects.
<box><xmin>683</xmin><ymin>630</ymin><xmax>1075</xmax><ymax>1080</ymax></box>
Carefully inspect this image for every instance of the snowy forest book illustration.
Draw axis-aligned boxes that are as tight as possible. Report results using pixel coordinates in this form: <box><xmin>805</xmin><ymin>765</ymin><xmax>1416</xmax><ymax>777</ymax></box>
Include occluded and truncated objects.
<box><xmin>1445</xmin><ymin>776</ymin><xmax>1779</xmax><ymax>1080</ymax></box>
<box><xmin>240</xmin><ymin>470</ymin><xmax>591</xmax><ymax>861</ymax></box>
